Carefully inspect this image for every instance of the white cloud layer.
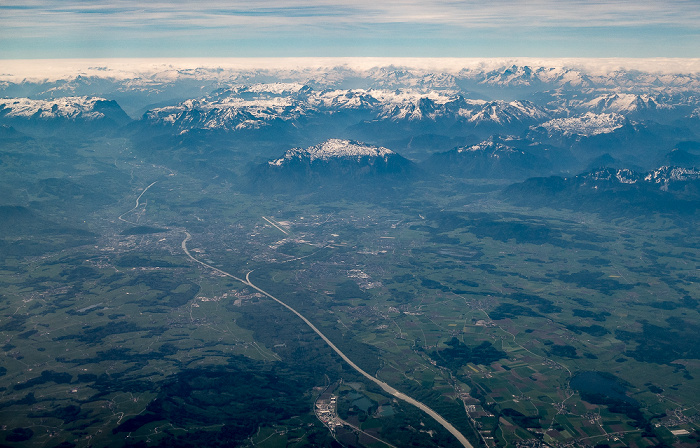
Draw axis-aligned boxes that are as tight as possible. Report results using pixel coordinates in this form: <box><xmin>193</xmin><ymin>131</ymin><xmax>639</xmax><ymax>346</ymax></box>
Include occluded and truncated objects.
<box><xmin>1</xmin><ymin>1</ymin><xmax>698</xmax><ymax>57</ymax></box>
<box><xmin>3</xmin><ymin>57</ymin><xmax>700</xmax><ymax>83</ymax></box>
<box><xmin>2</xmin><ymin>0</ymin><xmax>700</xmax><ymax>33</ymax></box>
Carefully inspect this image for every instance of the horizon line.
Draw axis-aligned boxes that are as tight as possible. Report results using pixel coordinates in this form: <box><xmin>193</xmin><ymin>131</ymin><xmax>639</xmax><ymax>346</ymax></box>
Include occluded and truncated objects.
<box><xmin>3</xmin><ymin>57</ymin><xmax>700</xmax><ymax>82</ymax></box>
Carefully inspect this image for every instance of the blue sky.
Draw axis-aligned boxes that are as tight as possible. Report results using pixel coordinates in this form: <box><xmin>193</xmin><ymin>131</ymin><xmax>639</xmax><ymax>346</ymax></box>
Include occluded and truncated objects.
<box><xmin>1</xmin><ymin>1</ymin><xmax>699</xmax><ymax>59</ymax></box>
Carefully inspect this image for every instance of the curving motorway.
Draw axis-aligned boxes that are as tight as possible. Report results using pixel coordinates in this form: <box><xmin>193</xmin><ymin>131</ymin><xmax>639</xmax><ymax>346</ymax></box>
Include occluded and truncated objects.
<box><xmin>181</xmin><ymin>231</ymin><xmax>473</xmax><ymax>448</ymax></box>
<box><xmin>118</xmin><ymin>180</ymin><xmax>158</xmax><ymax>224</ymax></box>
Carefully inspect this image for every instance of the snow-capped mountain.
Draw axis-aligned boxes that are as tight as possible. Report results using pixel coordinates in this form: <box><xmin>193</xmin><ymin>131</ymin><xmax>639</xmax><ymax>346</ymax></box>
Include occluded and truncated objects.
<box><xmin>477</xmin><ymin>65</ymin><xmax>593</xmax><ymax>88</ymax></box>
<box><xmin>504</xmin><ymin>165</ymin><xmax>700</xmax><ymax>216</ymax></box>
<box><xmin>364</xmin><ymin>67</ymin><xmax>459</xmax><ymax>90</ymax></box>
<box><xmin>374</xmin><ymin>95</ymin><xmax>549</xmax><ymax>126</ymax></box>
<box><xmin>572</xmin><ymin>166</ymin><xmax>700</xmax><ymax>192</ymax></box>
<box><xmin>143</xmin><ymin>87</ymin><xmax>472</xmax><ymax>133</ymax></box>
<box><xmin>455</xmin><ymin>137</ymin><xmax>521</xmax><ymax>155</ymax></box>
<box><xmin>474</xmin><ymin>64</ymin><xmax>700</xmax><ymax>92</ymax></box>
<box><xmin>578</xmin><ymin>167</ymin><xmax>642</xmax><ymax>185</ymax></box>
<box><xmin>307</xmin><ymin>89</ymin><xmax>380</xmax><ymax>110</ymax></box>
<box><xmin>254</xmin><ymin>139</ymin><xmax>416</xmax><ymax>187</ymax></box>
<box><xmin>644</xmin><ymin>166</ymin><xmax>700</xmax><ymax>184</ymax></box>
<box><xmin>423</xmin><ymin>136</ymin><xmax>556</xmax><ymax>178</ymax></box>
<box><xmin>219</xmin><ymin>83</ymin><xmax>311</xmax><ymax>97</ymax></box>
<box><xmin>269</xmin><ymin>139</ymin><xmax>395</xmax><ymax>165</ymax></box>
<box><xmin>577</xmin><ymin>93</ymin><xmax>661</xmax><ymax>114</ymax></box>
<box><xmin>532</xmin><ymin>112</ymin><xmax>627</xmax><ymax>138</ymax></box>
<box><xmin>548</xmin><ymin>92</ymin><xmax>700</xmax><ymax>122</ymax></box>
<box><xmin>464</xmin><ymin>100</ymin><xmax>549</xmax><ymax>126</ymax></box>
<box><xmin>372</xmin><ymin>91</ymin><xmax>467</xmax><ymax>122</ymax></box>
<box><xmin>139</xmin><ymin>85</ymin><xmax>556</xmax><ymax>136</ymax></box>
<box><xmin>2</xmin><ymin>60</ymin><xmax>696</xmax><ymax>176</ymax></box>
<box><xmin>5</xmin><ymin>60</ymin><xmax>700</xmax><ymax>112</ymax></box>
<box><xmin>0</xmin><ymin>97</ymin><xmax>130</xmax><ymax>125</ymax></box>
<box><xmin>142</xmin><ymin>96</ymin><xmax>306</xmax><ymax>132</ymax></box>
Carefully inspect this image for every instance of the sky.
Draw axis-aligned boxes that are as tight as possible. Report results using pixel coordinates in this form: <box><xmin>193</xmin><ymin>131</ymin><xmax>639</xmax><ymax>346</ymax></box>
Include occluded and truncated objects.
<box><xmin>1</xmin><ymin>1</ymin><xmax>699</xmax><ymax>59</ymax></box>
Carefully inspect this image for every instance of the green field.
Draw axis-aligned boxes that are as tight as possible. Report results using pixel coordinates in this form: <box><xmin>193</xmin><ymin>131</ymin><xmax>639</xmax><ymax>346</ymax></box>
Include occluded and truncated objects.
<box><xmin>1</xmin><ymin>132</ymin><xmax>699</xmax><ymax>448</ymax></box>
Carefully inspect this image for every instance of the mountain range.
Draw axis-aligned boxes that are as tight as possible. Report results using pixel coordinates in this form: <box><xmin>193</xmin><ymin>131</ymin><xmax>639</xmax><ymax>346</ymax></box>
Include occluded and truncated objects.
<box><xmin>503</xmin><ymin>166</ymin><xmax>700</xmax><ymax>216</ymax></box>
<box><xmin>0</xmin><ymin>97</ymin><xmax>131</xmax><ymax>132</ymax></box>
<box><xmin>2</xmin><ymin>61</ymin><xmax>699</xmax><ymax>202</ymax></box>
<box><xmin>250</xmin><ymin>139</ymin><xmax>416</xmax><ymax>189</ymax></box>
<box><xmin>3</xmin><ymin>60</ymin><xmax>700</xmax><ymax>448</ymax></box>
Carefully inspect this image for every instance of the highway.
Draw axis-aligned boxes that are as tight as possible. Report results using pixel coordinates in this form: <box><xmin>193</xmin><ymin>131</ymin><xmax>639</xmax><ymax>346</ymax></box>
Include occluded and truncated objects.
<box><xmin>118</xmin><ymin>180</ymin><xmax>158</xmax><ymax>224</ymax></box>
<box><xmin>181</xmin><ymin>231</ymin><xmax>474</xmax><ymax>448</ymax></box>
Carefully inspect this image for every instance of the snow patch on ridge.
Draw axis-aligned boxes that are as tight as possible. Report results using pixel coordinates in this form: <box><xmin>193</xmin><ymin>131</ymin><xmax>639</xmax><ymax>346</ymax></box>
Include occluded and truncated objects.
<box><xmin>535</xmin><ymin>112</ymin><xmax>626</xmax><ymax>137</ymax></box>
<box><xmin>645</xmin><ymin>166</ymin><xmax>700</xmax><ymax>183</ymax></box>
<box><xmin>269</xmin><ymin>139</ymin><xmax>394</xmax><ymax>165</ymax></box>
<box><xmin>0</xmin><ymin>97</ymin><xmax>109</xmax><ymax>120</ymax></box>
<box><xmin>457</xmin><ymin>138</ymin><xmax>518</xmax><ymax>156</ymax></box>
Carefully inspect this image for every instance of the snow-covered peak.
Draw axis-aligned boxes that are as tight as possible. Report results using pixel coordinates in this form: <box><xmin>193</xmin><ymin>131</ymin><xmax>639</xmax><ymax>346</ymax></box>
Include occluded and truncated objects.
<box><xmin>457</xmin><ymin>137</ymin><xmax>518</xmax><ymax>154</ymax></box>
<box><xmin>269</xmin><ymin>139</ymin><xmax>394</xmax><ymax>165</ymax></box>
<box><xmin>534</xmin><ymin>112</ymin><xmax>627</xmax><ymax>137</ymax></box>
<box><xmin>211</xmin><ymin>83</ymin><xmax>310</xmax><ymax>100</ymax></box>
<box><xmin>578</xmin><ymin>167</ymin><xmax>700</xmax><ymax>191</ymax></box>
<box><xmin>579</xmin><ymin>93</ymin><xmax>662</xmax><ymax>113</ymax></box>
<box><xmin>466</xmin><ymin>100</ymin><xmax>548</xmax><ymax>125</ymax></box>
<box><xmin>373</xmin><ymin>90</ymin><xmax>472</xmax><ymax>121</ymax></box>
<box><xmin>144</xmin><ymin>93</ymin><xmax>304</xmax><ymax>132</ymax></box>
<box><xmin>481</xmin><ymin>65</ymin><xmax>537</xmax><ymax>86</ymax></box>
<box><xmin>365</xmin><ymin>68</ymin><xmax>458</xmax><ymax>89</ymax></box>
<box><xmin>478</xmin><ymin>65</ymin><xmax>593</xmax><ymax>88</ymax></box>
<box><xmin>240</xmin><ymin>83</ymin><xmax>308</xmax><ymax>95</ymax></box>
<box><xmin>645</xmin><ymin>166</ymin><xmax>700</xmax><ymax>183</ymax></box>
<box><xmin>307</xmin><ymin>89</ymin><xmax>379</xmax><ymax>109</ymax></box>
<box><xmin>0</xmin><ymin>96</ymin><xmax>112</xmax><ymax>120</ymax></box>
<box><xmin>579</xmin><ymin>168</ymin><xmax>641</xmax><ymax>186</ymax></box>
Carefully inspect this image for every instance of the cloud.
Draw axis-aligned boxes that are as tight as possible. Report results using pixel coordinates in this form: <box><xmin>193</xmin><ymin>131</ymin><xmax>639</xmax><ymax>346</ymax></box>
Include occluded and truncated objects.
<box><xmin>3</xmin><ymin>57</ymin><xmax>700</xmax><ymax>84</ymax></box>
<box><xmin>1</xmin><ymin>1</ymin><xmax>698</xmax><ymax>57</ymax></box>
<box><xmin>3</xmin><ymin>0</ymin><xmax>700</xmax><ymax>32</ymax></box>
